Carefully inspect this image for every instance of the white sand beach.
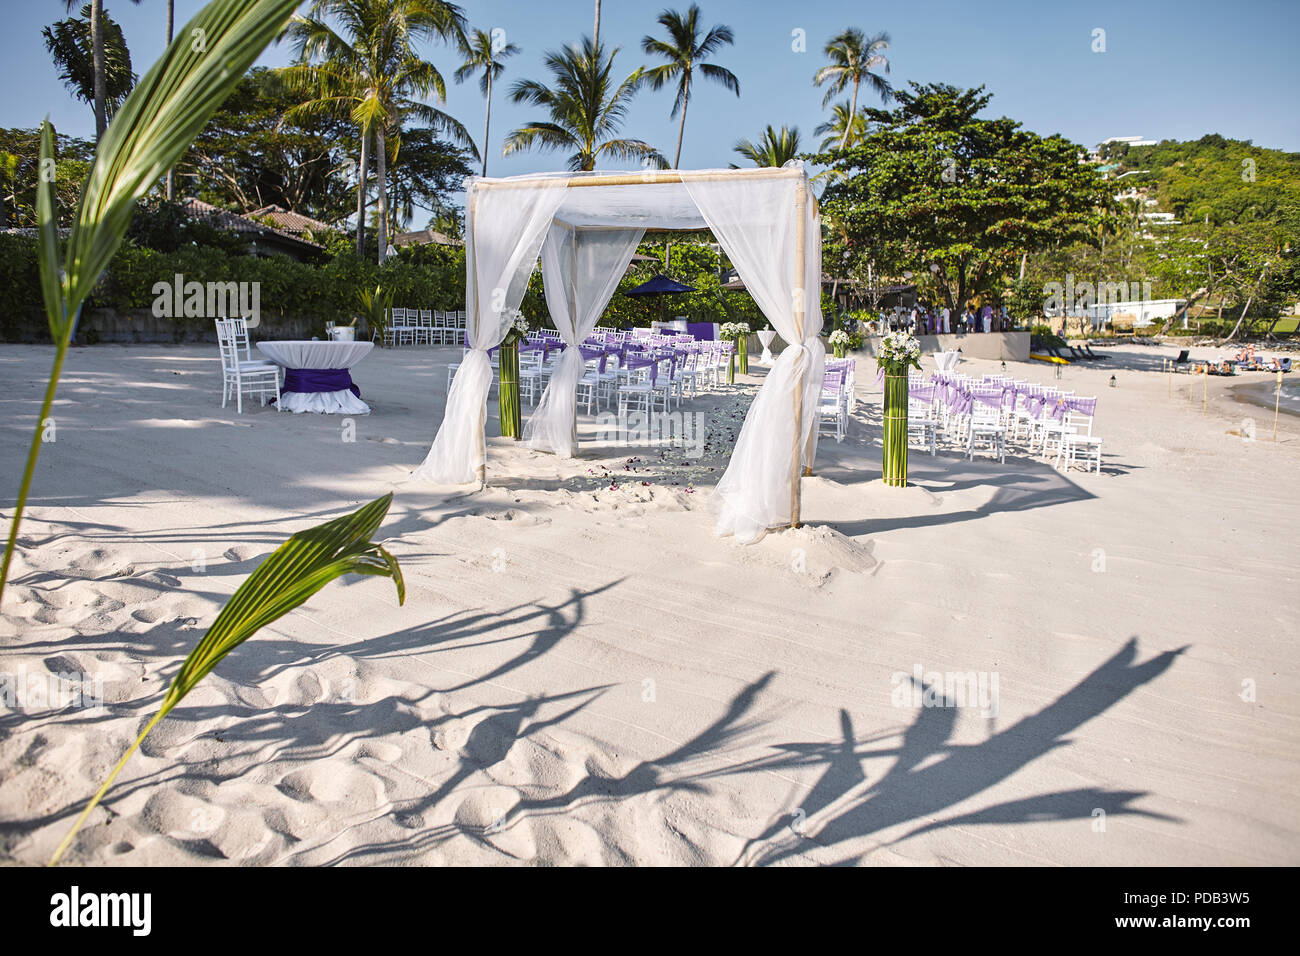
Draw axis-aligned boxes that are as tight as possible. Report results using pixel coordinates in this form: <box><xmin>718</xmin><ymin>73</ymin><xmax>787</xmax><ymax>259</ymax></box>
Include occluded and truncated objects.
<box><xmin>1</xmin><ymin>341</ymin><xmax>1297</xmax><ymax>866</ymax></box>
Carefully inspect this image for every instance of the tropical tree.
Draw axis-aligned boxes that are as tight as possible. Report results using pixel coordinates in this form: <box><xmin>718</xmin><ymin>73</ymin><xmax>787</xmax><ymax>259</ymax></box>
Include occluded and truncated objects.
<box><xmin>818</xmin><ymin>83</ymin><xmax>1111</xmax><ymax>312</ymax></box>
<box><xmin>43</xmin><ymin>3</ymin><xmax>138</xmax><ymax>134</ymax></box>
<box><xmin>505</xmin><ymin>38</ymin><xmax>665</xmax><ymax>172</ymax></box>
<box><xmin>814</xmin><ymin>28</ymin><xmax>892</xmax><ymax>150</ymax></box>
<box><xmin>641</xmin><ymin>4</ymin><xmax>739</xmax><ymax>169</ymax></box>
<box><xmin>455</xmin><ymin>27</ymin><xmax>520</xmax><ymax>176</ymax></box>
<box><xmin>814</xmin><ymin>100</ymin><xmax>869</xmax><ymax>151</ymax></box>
<box><xmin>732</xmin><ymin>124</ymin><xmax>801</xmax><ymax>167</ymax></box>
<box><xmin>278</xmin><ymin>0</ymin><xmax>473</xmax><ymax>263</ymax></box>
<box><xmin>178</xmin><ymin>67</ymin><xmax>362</xmax><ymax>222</ymax></box>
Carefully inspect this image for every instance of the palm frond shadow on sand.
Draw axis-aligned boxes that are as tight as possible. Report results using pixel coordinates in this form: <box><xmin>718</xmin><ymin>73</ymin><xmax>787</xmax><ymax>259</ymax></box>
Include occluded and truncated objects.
<box><xmin>729</xmin><ymin>636</ymin><xmax>1183</xmax><ymax>865</ymax></box>
<box><xmin>334</xmin><ymin>636</ymin><xmax>1183</xmax><ymax>865</ymax></box>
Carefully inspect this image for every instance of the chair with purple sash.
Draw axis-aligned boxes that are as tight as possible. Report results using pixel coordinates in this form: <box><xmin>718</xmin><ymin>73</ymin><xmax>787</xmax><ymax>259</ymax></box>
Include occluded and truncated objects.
<box><xmin>1048</xmin><ymin>396</ymin><xmax>1102</xmax><ymax>472</ymax></box>
<box><xmin>966</xmin><ymin>388</ymin><xmax>1006</xmax><ymax>462</ymax></box>
<box><xmin>908</xmin><ymin>381</ymin><xmax>939</xmax><ymax>455</ymax></box>
<box><xmin>818</xmin><ymin>368</ymin><xmax>848</xmax><ymax>442</ymax></box>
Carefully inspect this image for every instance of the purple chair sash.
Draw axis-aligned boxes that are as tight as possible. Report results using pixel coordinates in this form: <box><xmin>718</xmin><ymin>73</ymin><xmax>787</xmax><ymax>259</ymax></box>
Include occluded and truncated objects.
<box><xmin>283</xmin><ymin>367</ymin><xmax>360</xmax><ymax>398</ymax></box>
<box><xmin>624</xmin><ymin>355</ymin><xmax>660</xmax><ymax>384</ymax></box>
<box><xmin>579</xmin><ymin>345</ymin><xmax>608</xmax><ymax>373</ymax></box>
<box><xmin>1051</xmin><ymin>396</ymin><xmax>1097</xmax><ymax>420</ymax></box>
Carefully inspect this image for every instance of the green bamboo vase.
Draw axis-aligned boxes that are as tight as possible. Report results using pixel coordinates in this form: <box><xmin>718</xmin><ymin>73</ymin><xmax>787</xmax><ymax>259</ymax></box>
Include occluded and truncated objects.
<box><xmin>737</xmin><ymin>335</ymin><xmax>749</xmax><ymax>374</ymax></box>
<box><xmin>882</xmin><ymin>372</ymin><xmax>909</xmax><ymax>487</ymax></box>
<box><xmin>498</xmin><ymin>334</ymin><xmax>522</xmax><ymax>439</ymax></box>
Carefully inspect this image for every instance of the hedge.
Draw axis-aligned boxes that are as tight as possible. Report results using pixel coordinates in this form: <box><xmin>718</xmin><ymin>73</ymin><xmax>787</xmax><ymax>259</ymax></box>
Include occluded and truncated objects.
<box><xmin>0</xmin><ymin>231</ymin><xmax>776</xmax><ymax>338</ymax></box>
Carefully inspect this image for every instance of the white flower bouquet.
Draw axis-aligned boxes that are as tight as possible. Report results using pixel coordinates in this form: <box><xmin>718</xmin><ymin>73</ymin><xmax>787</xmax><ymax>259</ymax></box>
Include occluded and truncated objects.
<box><xmin>877</xmin><ymin>330</ymin><xmax>922</xmax><ymax>373</ymax></box>
<box><xmin>828</xmin><ymin>329</ymin><xmax>850</xmax><ymax>347</ymax></box>
<box><xmin>719</xmin><ymin>322</ymin><xmax>750</xmax><ymax>342</ymax></box>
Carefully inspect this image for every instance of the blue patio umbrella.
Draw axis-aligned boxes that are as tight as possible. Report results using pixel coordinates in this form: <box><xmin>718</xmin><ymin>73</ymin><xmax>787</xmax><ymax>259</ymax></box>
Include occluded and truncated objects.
<box><xmin>625</xmin><ymin>274</ymin><xmax>696</xmax><ymax>296</ymax></box>
<box><xmin>624</xmin><ymin>274</ymin><xmax>696</xmax><ymax>324</ymax></box>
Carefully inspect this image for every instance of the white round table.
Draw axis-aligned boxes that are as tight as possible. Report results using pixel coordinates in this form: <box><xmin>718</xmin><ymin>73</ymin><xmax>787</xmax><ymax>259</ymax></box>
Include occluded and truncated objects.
<box><xmin>934</xmin><ymin>349</ymin><xmax>961</xmax><ymax>372</ymax></box>
<box><xmin>757</xmin><ymin>329</ymin><xmax>777</xmax><ymax>365</ymax></box>
<box><xmin>257</xmin><ymin>340</ymin><xmax>373</xmax><ymax>414</ymax></box>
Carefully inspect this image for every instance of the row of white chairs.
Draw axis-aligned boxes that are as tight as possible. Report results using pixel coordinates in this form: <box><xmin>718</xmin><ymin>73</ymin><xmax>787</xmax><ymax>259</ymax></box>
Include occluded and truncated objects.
<box><xmin>484</xmin><ymin>336</ymin><xmax>736</xmax><ymax>418</ymax></box>
<box><xmin>818</xmin><ymin>358</ymin><xmax>858</xmax><ymax>443</ymax></box>
<box><xmin>910</xmin><ymin>373</ymin><xmax>1102</xmax><ymax>472</ymax></box>
<box><xmin>383</xmin><ymin>308</ymin><xmax>466</xmax><ymax>347</ymax></box>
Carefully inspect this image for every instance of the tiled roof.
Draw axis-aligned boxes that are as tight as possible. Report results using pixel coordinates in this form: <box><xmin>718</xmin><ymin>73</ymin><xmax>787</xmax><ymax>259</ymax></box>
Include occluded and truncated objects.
<box><xmin>181</xmin><ymin>198</ymin><xmax>323</xmax><ymax>249</ymax></box>
<box><xmin>393</xmin><ymin>228</ymin><xmax>462</xmax><ymax>247</ymax></box>
<box><xmin>248</xmin><ymin>204</ymin><xmax>337</xmax><ymax>236</ymax></box>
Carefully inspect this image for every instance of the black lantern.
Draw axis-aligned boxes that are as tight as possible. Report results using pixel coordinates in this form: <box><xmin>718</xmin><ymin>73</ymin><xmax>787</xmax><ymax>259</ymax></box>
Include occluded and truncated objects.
<box><xmin>1109</xmin><ymin>375</ymin><xmax>1117</xmax><ymax>388</ymax></box>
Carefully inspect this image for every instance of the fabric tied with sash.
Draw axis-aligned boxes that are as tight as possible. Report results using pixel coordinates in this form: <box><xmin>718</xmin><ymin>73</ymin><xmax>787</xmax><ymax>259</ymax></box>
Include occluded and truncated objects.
<box><xmin>283</xmin><ymin>367</ymin><xmax>360</xmax><ymax>398</ymax></box>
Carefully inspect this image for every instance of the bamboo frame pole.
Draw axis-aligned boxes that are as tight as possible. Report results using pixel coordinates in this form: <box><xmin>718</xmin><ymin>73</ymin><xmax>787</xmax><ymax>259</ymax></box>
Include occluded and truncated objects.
<box><xmin>570</xmin><ymin>225</ymin><xmax>580</xmax><ymax>455</ymax></box>
<box><xmin>471</xmin><ymin>167</ymin><xmax>803</xmax><ymax>191</ymax></box>
<box><xmin>791</xmin><ymin>182</ymin><xmax>808</xmax><ymax>529</ymax></box>
<box><xmin>1202</xmin><ymin>363</ymin><xmax>1207</xmax><ymax>416</ymax></box>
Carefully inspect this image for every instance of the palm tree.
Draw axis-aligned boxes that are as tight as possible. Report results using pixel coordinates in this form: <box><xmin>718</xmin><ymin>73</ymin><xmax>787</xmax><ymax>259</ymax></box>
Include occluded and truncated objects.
<box><xmin>814</xmin><ymin>100</ymin><xmax>869</xmax><ymax>151</ymax></box>
<box><xmin>641</xmin><ymin>4</ymin><xmax>739</xmax><ymax>169</ymax></box>
<box><xmin>813</xmin><ymin>28</ymin><xmax>892</xmax><ymax>150</ymax></box>
<box><xmin>44</xmin><ymin>3</ymin><xmax>138</xmax><ymax>137</ymax></box>
<box><xmin>732</xmin><ymin>125</ymin><xmax>801</xmax><ymax>167</ymax></box>
<box><xmin>505</xmin><ymin>38</ymin><xmax>665</xmax><ymax>172</ymax></box>
<box><xmin>455</xmin><ymin>28</ymin><xmax>519</xmax><ymax>176</ymax></box>
<box><xmin>279</xmin><ymin>0</ymin><xmax>473</xmax><ymax>263</ymax></box>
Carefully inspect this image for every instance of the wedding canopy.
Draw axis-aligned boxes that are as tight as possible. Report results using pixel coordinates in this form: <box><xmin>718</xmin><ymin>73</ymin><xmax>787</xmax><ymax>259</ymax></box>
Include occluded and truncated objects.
<box><xmin>412</xmin><ymin>164</ymin><xmax>826</xmax><ymax>543</ymax></box>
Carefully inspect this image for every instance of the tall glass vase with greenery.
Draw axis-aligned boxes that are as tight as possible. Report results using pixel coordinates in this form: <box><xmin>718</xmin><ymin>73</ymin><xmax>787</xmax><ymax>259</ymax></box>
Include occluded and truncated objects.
<box><xmin>498</xmin><ymin>315</ymin><xmax>527</xmax><ymax>439</ymax></box>
<box><xmin>877</xmin><ymin>330</ymin><xmax>921</xmax><ymax>487</ymax></box>
<box><xmin>829</xmin><ymin>328</ymin><xmax>850</xmax><ymax>358</ymax></box>
<box><xmin>720</xmin><ymin>321</ymin><xmax>749</xmax><ymax>379</ymax></box>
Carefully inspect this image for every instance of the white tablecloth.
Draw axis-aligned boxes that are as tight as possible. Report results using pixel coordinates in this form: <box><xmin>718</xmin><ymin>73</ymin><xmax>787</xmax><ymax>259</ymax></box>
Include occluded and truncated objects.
<box><xmin>757</xmin><ymin>329</ymin><xmax>778</xmax><ymax>365</ymax></box>
<box><xmin>257</xmin><ymin>340</ymin><xmax>373</xmax><ymax>414</ymax></box>
<box><xmin>934</xmin><ymin>350</ymin><xmax>960</xmax><ymax>372</ymax></box>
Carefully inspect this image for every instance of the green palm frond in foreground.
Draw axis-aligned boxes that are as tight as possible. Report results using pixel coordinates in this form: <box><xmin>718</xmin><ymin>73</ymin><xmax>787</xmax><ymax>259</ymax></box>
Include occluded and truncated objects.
<box><xmin>0</xmin><ymin>0</ymin><xmax>305</xmax><ymax>608</ymax></box>
<box><xmin>49</xmin><ymin>493</ymin><xmax>405</xmax><ymax>866</ymax></box>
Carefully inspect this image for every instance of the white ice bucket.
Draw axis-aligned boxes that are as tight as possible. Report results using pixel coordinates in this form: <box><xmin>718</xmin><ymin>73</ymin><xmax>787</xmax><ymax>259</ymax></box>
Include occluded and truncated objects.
<box><xmin>330</xmin><ymin>326</ymin><xmax>356</xmax><ymax>342</ymax></box>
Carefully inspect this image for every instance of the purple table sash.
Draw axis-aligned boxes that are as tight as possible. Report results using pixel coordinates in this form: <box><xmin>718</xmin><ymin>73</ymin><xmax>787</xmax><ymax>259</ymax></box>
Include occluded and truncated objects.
<box><xmin>283</xmin><ymin>367</ymin><xmax>360</xmax><ymax>398</ymax></box>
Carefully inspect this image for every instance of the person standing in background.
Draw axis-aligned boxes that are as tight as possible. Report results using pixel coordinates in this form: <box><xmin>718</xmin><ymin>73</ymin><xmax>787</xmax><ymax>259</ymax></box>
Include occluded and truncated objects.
<box><xmin>942</xmin><ymin>305</ymin><xmax>951</xmax><ymax>334</ymax></box>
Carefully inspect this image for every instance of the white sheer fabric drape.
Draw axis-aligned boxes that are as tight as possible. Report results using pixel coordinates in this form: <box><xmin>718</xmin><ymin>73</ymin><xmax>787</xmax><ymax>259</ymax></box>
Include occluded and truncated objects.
<box><xmin>413</xmin><ymin>175</ymin><xmax>569</xmax><ymax>483</ymax></box>
<box><xmin>525</xmin><ymin>223</ymin><xmax>646</xmax><ymax>457</ymax></box>
<box><xmin>684</xmin><ymin>164</ymin><xmax>825</xmax><ymax>542</ymax></box>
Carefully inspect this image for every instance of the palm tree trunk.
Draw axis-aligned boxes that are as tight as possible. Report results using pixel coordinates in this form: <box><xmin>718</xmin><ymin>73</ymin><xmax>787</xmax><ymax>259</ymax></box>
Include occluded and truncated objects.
<box><xmin>593</xmin><ymin>0</ymin><xmax>601</xmax><ymax>45</ymax></box>
<box><xmin>91</xmin><ymin>0</ymin><xmax>106</xmax><ymax>141</ymax></box>
<box><xmin>482</xmin><ymin>70</ymin><xmax>492</xmax><ymax>176</ymax></box>
<box><xmin>376</xmin><ymin>126</ymin><xmax>389</xmax><ymax>265</ymax></box>
<box><xmin>840</xmin><ymin>77</ymin><xmax>860</xmax><ymax>151</ymax></box>
<box><xmin>355</xmin><ymin>130</ymin><xmax>370</xmax><ymax>256</ymax></box>
<box><xmin>673</xmin><ymin>81</ymin><xmax>689</xmax><ymax>169</ymax></box>
<box><xmin>164</xmin><ymin>0</ymin><xmax>175</xmax><ymax>200</ymax></box>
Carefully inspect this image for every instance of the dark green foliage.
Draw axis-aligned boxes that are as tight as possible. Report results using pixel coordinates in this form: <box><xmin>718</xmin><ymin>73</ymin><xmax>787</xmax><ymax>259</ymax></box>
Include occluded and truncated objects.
<box><xmin>817</xmin><ymin>83</ymin><xmax>1111</xmax><ymax>313</ymax></box>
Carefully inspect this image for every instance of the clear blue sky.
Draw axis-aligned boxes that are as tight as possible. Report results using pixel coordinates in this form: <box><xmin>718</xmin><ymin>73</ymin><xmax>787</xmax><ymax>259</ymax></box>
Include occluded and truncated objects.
<box><xmin>5</xmin><ymin>0</ymin><xmax>1297</xmax><ymax>214</ymax></box>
